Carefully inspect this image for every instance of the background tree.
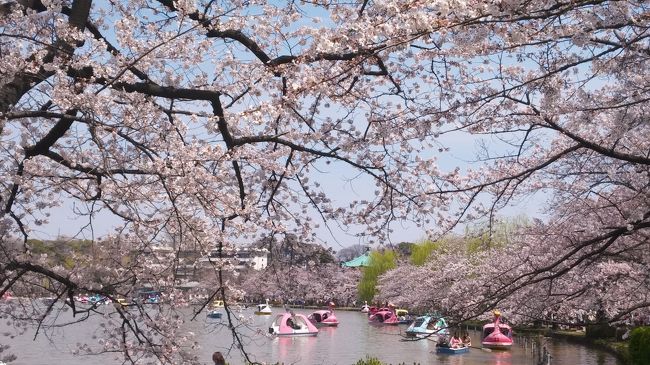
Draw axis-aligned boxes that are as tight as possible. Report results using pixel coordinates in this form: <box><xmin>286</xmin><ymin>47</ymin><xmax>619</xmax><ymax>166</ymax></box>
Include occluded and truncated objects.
<box><xmin>409</xmin><ymin>239</ymin><xmax>440</xmax><ymax>266</ymax></box>
<box><xmin>239</xmin><ymin>263</ymin><xmax>360</xmax><ymax>306</ymax></box>
<box><xmin>251</xmin><ymin>234</ymin><xmax>335</xmax><ymax>266</ymax></box>
<box><xmin>336</xmin><ymin>244</ymin><xmax>368</xmax><ymax>262</ymax></box>
<box><xmin>358</xmin><ymin>250</ymin><xmax>397</xmax><ymax>302</ymax></box>
<box><xmin>463</xmin><ymin>216</ymin><xmax>530</xmax><ymax>252</ymax></box>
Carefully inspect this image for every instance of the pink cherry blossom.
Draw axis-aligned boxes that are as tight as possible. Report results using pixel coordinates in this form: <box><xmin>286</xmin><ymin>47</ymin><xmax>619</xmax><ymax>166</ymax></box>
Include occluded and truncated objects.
<box><xmin>1</xmin><ymin>0</ymin><xmax>648</xmax><ymax>363</ymax></box>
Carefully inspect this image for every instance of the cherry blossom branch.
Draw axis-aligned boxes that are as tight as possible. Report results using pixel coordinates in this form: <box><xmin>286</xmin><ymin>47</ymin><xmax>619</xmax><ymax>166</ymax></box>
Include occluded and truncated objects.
<box><xmin>433</xmin><ymin>145</ymin><xmax>582</xmax><ymax>195</ymax></box>
<box><xmin>154</xmin><ymin>0</ymin><xmax>386</xmax><ymax>69</ymax></box>
<box><xmin>477</xmin><ymin>215</ymin><xmax>650</xmax><ymax>314</ymax></box>
<box><xmin>0</xmin><ymin>0</ymin><xmax>91</xmax><ymax>114</ymax></box>
<box><xmin>541</xmin><ymin>116</ymin><xmax>650</xmax><ymax>166</ymax></box>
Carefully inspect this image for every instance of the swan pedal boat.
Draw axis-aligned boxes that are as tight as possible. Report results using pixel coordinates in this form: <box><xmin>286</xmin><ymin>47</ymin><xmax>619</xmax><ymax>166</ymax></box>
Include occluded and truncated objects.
<box><xmin>207</xmin><ymin>309</ymin><xmax>222</xmax><ymax>319</ymax></box>
<box><xmin>405</xmin><ymin>316</ymin><xmax>449</xmax><ymax>339</ymax></box>
<box><xmin>269</xmin><ymin>313</ymin><xmax>319</xmax><ymax>337</ymax></box>
<box><xmin>368</xmin><ymin>309</ymin><xmax>399</xmax><ymax>325</ymax></box>
<box><xmin>395</xmin><ymin>308</ymin><xmax>413</xmax><ymax>324</ymax></box>
<box><xmin>308</xmin><ymin>310</ymin><xmax>339</xmax><ymax>327</ymax></box>
<box><xmin>255</xmin><ymin>300</ymin><xmax>272</xmax><ymax>315</ymax></box>
<box><xmin>481</xmin><ymin>311</ymin><xmax>513</xmax><ymax>349</ymax></box>
<box><xmin>211</xmin><ymin>300</ymin><xmax>224</xmax><ymax>308</ymax></box>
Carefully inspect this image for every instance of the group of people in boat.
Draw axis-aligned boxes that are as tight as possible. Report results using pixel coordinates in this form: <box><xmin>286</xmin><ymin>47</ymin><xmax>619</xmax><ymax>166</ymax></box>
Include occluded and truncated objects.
<box><xmin>437</xmin><ymin>332</ymin><xmax>472</xmax><ymax>349</ymax></box>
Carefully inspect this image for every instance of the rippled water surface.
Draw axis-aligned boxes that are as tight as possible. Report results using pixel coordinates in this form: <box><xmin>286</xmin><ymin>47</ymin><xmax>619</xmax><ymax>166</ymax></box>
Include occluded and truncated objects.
<box><xmin>1</xmin><ymin>304</ymin><xmax>622</xmax><ymax>365</ymax></box>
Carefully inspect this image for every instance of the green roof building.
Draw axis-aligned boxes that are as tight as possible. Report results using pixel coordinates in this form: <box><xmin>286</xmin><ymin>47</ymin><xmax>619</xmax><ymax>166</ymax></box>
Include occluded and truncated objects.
<box><xmin>342</xmin><ymin>252</ymin><xmax>370</xmax><ymax>267</ymax></box>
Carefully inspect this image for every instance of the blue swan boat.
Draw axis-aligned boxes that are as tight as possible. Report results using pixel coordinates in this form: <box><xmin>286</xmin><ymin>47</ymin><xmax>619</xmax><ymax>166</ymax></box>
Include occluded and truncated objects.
<box><xmin>405</xmin><ymin>315</ymin><xmax>449</xmax><ymax>339</ymax></box>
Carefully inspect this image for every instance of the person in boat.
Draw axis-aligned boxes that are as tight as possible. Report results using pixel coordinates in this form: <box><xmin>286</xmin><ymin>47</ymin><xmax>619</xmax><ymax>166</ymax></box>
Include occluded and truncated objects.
<box><xmin>449</xmin><ymin>333</ymin><xmax>463</xmax><ymax>349</ymax></box>
<box><xmin>461</xmin><ymin>333</ymin><xmax>471</xmax><ymax>347</ymax></box>
<box><xmin>427</xmin><ymin>318</ymin><xmax>440</xmax><ymax>331</ymax></box>
<box><xmin>286</xmin><ymin>316</ymin><xmax>301</xmax><ymax>330</ymax></box>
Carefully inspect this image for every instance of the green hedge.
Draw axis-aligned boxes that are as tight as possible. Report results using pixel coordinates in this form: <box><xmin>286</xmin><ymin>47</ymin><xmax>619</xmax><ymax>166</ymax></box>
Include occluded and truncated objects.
<box><xmin>629</xmin><ymin>326</ymin><xmax>650</xmax><ymax>365</ymax></box>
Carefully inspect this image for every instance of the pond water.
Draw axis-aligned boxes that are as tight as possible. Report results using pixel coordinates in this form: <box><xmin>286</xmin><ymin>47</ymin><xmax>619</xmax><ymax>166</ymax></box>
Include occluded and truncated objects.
<box><xmin>1</xmin><ymin>304</ymin><xmax>622</xmax><ymax>365</ymax></box>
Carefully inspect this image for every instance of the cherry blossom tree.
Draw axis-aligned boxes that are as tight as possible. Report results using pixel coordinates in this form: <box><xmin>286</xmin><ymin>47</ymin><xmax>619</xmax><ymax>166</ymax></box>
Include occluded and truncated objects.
<box><xmin>240</xmin><ymin>263</ymin><xmax>360</xmax><ymax>306</ymax></box>
<box><xmin>1</xmin><ymin>0</ymin><xmax>649</xmax><ymax>363</ymax></box>
<box><xmin>379</xmin><ymin>203</ymin><xmax>650</xmax><ymax>326</ymax></box>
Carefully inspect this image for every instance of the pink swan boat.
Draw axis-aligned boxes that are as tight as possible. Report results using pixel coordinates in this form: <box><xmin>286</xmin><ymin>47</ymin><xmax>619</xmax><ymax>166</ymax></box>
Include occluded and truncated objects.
<box><xmin>481</xmin><ymin>310</ymin><xmax>513</xmax><ymax>349</ymax></box>
<box><xmin>367</xmin><ymin>306</ymin><xmax>379</xmax><ymax>316</ymax></box>
<box><xmin>269</xmin><ymin>312</ymin><xmax>319</xmax><ymax>337</ymax></box>
<box><xmin>308</xmin><ymin>309</ymin><xmax>339</xmax><ymax>327</ymax></box>
<box><xmin>368</xmin><ymin>309</ymin><xmax>399</xmax><ymax>325</ymax></box>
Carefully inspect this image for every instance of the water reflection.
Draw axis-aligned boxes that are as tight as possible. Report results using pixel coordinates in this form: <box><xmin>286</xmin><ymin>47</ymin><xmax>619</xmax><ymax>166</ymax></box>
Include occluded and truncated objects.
<box><xmin>271</xmin><ymin>336</ymin><xmax>318</xmax><ymax>364</ymax></box>
<box><xmin>435</xmin><ymin>353</ymin><xmax>466</xmax><ymax>365</ymax></box>
<box><xmin>317</xmin><ymin>326</ymin><xmax>338</xmax><ymax>341</ymax></box>
<box><xmin>1</xmin><ymin>306</ymin><xmax>624</xmax><ymax>365</ymax></box>
<box><xmin>490</xmin><ymin>351</ymin><xmax>513</xmax><ymax>365</ymax></box>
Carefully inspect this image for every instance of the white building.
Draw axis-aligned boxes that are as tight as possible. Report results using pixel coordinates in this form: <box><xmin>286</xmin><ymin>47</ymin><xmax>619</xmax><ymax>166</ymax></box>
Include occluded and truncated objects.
<box><xmin>199</xmin><ymin>247</ymin><xmax>269</xmax><ymax>271</ymax></box>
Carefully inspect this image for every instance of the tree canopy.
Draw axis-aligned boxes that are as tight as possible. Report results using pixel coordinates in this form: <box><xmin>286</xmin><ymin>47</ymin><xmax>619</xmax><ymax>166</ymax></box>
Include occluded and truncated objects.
<box><xmin>1</xmin><ymin>0</ymin><xmax>649</xmax><ymax>363</ymax></box>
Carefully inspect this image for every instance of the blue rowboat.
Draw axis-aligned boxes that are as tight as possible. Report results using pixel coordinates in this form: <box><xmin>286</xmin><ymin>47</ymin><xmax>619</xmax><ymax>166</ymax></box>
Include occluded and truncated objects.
<box><xmin>436</xmin><ymin>346</ymin><xmax>469</xmax><ymax>354</ymax></box>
